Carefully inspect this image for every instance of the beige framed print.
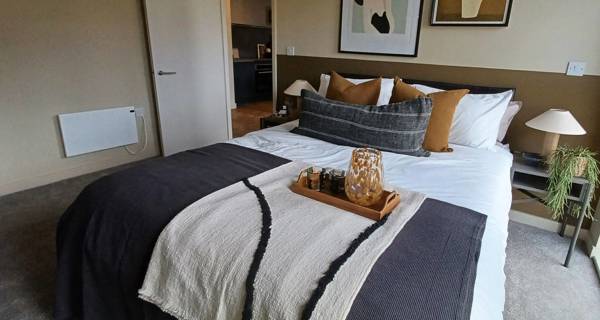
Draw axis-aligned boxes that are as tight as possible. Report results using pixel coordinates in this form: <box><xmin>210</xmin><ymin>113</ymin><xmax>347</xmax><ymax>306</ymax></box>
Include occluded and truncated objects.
<box><xmin>339</xmin><ymin>0</ymin><xmax>424</xmax><ymax>57</ymax></box>
<box><xmin>431</xmin><ymin>0</ymin><xmax>513</xmax><ymax>26</ymax></box>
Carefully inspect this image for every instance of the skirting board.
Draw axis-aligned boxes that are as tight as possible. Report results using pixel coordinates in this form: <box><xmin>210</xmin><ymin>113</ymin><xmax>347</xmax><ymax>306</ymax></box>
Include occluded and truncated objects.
<box><xmin>509</xmin><ymin>210</ymin><xmax>589</xmax><ymax>242</ymax></box>
<box><xmin>0</xmin><ymin>152</ymin><xmax>157</xmax><ymax>197</ymax></box>
<box><xmin>594</xmin><ymin>256</ymin><xmax>600</xmax><ymax>278</ymax></box>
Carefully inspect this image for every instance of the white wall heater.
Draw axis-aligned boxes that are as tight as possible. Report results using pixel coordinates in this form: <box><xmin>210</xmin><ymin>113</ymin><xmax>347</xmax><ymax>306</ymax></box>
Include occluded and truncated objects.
<box><xmin>58</xmin><ymin>106</ymin><xmax>138</xmax><ymax>157</ymax></box>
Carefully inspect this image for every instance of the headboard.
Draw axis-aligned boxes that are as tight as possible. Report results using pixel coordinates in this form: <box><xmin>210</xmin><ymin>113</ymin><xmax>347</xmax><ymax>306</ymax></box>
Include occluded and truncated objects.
<box><xmin>335</xmin><ymin>72</ymin><xmax>515</xmax><ymax>95</ymax></box>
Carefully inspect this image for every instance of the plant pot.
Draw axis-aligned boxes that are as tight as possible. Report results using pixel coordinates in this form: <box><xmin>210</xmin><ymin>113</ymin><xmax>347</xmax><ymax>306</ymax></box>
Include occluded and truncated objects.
<box><xmin>574</xmin><ymin>157</ymin><xmax>588</xmax><ymax>177</ymax></box>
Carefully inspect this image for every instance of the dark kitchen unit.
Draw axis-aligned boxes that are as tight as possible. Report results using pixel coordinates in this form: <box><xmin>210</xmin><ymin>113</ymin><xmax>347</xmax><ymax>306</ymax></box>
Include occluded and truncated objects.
<box><xmin>232</xmin><ymin>24</ymin><xmax>272</xmax><ymax>105</ymax></box>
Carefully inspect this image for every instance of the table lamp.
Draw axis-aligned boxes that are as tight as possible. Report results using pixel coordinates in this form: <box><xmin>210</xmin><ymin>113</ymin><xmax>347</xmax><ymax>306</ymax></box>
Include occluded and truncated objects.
<box><xmin>525</xmin><ymin>108</ymin><xmax>586</xmax><ymax>157</ymax></box>
<box><xmin>283</xmin><ymin>80</ymin><xmax>316</xmax><ymax>118</ymax></box>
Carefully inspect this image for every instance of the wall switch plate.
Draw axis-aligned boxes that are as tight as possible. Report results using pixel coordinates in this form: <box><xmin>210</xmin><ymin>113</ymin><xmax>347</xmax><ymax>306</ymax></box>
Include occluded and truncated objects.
<box><xmin>286</xmin><ymin>46</ymin><xmax>295</xmax><ymax>56</ymax></box>
<box><xmin>566</xmin><ymin>61</ymin><xmax>586</xmax><ymax>76</ymax></box>
<box><xmin>134</xmin><ymin>106</ymin><xmax>144</xmax><ymax>117</ymax></box>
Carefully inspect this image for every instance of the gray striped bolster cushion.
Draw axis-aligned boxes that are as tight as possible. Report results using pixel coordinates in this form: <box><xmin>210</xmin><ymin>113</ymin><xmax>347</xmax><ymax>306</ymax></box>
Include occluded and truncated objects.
<box><xmin>293</xmin><ymin>90</ymin><xmax>432</xmax><ymax>157</ymax></box>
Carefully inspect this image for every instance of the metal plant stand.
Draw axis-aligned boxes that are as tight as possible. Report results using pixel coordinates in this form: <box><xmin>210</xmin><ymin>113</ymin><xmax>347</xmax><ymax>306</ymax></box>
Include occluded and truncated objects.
<box><xmin>511</xmin><ymin>158</ymin><xmax>593</xmax><ymax>267</ymax></box>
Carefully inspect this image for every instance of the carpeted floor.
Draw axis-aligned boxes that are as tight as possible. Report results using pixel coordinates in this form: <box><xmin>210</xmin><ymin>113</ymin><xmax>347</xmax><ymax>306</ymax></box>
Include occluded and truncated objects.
<box><xmin>504</xmin><ymin>222</ymin><xmax>600</xmax><ymax>319</ymax></box>
<box><xmin>1</xmin><ymin>164</ymin><xmax>599</xmax><ymax>320</ymax></box>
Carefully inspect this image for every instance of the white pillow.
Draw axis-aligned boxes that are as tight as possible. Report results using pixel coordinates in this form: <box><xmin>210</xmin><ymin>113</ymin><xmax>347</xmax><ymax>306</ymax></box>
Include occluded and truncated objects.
<box><xmin>497</xmin><ymin>101</ymin><xmax>522</xmax><ymax>142</ymax></box>
<box><xmin>411</xmin><ymin>84</ymin><xmax>443</xmax><ymax>94</ymax></box>
<box><xmin>317</xmin><ymin>73</ymin><xmax>395</xmax><ymax>106</ymax></box>
<box><xmin>411</xmin><ymin>84</ymin><xmax>514</xmax><ymax>149</ymax></box>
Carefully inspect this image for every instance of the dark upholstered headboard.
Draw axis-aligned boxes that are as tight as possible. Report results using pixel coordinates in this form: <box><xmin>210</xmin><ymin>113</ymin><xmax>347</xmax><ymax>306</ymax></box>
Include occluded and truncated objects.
<box><xmin>335</xmin><ymin>72</ymin><xmax>515</xmax><ymax>95</ymax></box>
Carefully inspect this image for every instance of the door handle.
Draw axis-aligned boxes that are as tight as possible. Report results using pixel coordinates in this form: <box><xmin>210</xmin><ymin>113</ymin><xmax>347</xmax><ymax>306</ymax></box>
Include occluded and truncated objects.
<box><xmin>157</xmin><ymin>70</ymin><xmax>176</xmax><ymax>76</ymax></box>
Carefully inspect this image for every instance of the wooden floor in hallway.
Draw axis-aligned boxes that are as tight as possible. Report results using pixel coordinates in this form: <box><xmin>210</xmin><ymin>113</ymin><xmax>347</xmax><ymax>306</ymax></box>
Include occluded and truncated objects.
<box><xmin>232</xmin><ymin>101</ymin><xmax>273</xmax><ymax>138</ymax></box>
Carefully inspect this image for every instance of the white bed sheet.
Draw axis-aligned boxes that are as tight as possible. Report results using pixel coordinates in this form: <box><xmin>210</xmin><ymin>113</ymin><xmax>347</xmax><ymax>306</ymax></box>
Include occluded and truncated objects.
<box><xmin>229</xmin><ymin>121</ymin><xmax>513</xmax><ymax>320</ymax></box>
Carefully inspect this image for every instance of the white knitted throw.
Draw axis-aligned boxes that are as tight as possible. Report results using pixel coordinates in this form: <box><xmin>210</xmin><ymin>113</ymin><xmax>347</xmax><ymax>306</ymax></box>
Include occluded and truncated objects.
<box><xmin>139</xmin><ymin>162</ymin><xmax>426</xmax><ymax>320</ymax></box>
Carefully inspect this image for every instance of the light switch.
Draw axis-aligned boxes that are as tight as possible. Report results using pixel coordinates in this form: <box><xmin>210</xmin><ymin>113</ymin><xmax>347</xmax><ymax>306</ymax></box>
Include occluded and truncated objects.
<box><xmin>566</xmin><ymin>61</ymin><xmax>586</xmax><ymax>76</ymax></box>
<box><xmin>286</xmin><ymin>46</ymin><xmax>295</xmax><ymax>56</ymax></box>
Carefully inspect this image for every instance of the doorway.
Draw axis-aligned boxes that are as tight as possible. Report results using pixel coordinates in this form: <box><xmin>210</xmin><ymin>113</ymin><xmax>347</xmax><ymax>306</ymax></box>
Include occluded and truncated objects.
<box><xmin>228</xmin><ymin>0</ymin><xmax>274</xmax><ymax>138</ymax></box>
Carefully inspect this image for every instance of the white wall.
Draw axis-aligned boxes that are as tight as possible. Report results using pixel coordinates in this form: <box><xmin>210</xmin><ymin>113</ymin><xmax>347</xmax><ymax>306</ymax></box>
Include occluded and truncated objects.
<box><xmin>0</xmin><ymin>0</ymin><xmax>160</xmax><ymax>196</ymax></box>
<box><xmin>277</xmin><ymin>0</ymin><xmax>600</xmax><ymax>75</ymax></box>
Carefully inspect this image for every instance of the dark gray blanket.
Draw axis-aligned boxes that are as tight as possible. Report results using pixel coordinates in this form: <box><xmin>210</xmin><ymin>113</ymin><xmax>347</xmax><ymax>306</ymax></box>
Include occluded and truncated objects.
<box><xmin>55</xmin><ymin>143</ymin><xmax>486</xmax><ymax>320</ymax></box>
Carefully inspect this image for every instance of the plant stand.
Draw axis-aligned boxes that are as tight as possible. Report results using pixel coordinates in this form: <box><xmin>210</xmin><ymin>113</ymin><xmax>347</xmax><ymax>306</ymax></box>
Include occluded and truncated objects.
<box><xmin>558</xmin><ymin>185</ymin><xmax>592</xmax><ymax>267</ymax></box>
<box><xmin>511</xmin><ymin>158</ymin><xmax>593</xmax><ymax>267</ymax></box>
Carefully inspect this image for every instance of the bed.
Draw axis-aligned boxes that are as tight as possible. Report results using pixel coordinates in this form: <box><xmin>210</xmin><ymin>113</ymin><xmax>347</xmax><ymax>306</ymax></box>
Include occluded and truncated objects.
<box><xmin>231</xmin><ymin>121</ymin><xmax>513</xmax><ymax>320</ymax></box>
<box><xmin>55</xmin><ymin>79</ymin><xmax>514</xmax><ymax>320</ymax></box>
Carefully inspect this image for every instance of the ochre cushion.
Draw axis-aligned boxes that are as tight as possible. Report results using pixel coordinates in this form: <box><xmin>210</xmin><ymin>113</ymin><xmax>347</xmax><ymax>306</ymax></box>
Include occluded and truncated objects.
<box><xmin>390</xmin><ymin>77</ymin><xmax>425</xmax><ymax>101</ymax></box>
<box><xmin>326</xmin><ymin>71</ymin><xmax>381</xmax><ymax>105</ymax></box>
<box><xmin>390</xmin><ymin>79</ymin><xmax>469</xmax><ymax>152</ymax></box>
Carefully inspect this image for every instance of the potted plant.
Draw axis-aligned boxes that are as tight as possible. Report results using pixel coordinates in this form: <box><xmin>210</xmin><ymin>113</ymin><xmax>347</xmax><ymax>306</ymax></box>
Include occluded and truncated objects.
<box><xmin>546</xmin><ymin>146</ymin><xmax>599</xmax><ymax>220</ymax></box>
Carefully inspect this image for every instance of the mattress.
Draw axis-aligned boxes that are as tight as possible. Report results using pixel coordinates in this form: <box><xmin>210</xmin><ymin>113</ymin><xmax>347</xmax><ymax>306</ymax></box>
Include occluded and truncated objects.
<box><xmin>229</xmin><ymin>120</ymin><xmax>513</xmax><ymax>320</ymax></box>
<box><xmin>56</xmin><ymin>143</ymin><xmax>487</xmax><ymax>320</ymax></box>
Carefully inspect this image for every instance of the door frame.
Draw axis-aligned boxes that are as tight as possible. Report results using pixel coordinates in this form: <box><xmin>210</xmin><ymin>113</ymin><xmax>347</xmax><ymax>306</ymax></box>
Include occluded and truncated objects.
<box><xmin>220</xmin><ymin>0</ymin><xmax>234</xmax><ymax>139</ymax></box>
<box><xmin>209</xmin><ymin>0</ymin><xmax>282</xmax><ymax>136</ymax></box>
<box><xmin>270</xmin><ymin>0</ymin><xmax>278</xmax><ymax>114</ymax></box>
<box><xmin>223</xmin><ymin>0</ymin><xmax>278</xmax><ymax>116</ymax></box>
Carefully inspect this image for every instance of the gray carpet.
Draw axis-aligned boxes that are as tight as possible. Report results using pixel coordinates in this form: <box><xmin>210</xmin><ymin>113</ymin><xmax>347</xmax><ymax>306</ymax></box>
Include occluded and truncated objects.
<box><xmin>1</xmin><ymin>164</ymin><xmax>599</xmax><ymax>320</ymax></box>
<box><xmin>0</xmin><ymin>164</ymin><xmax>134</xmax><ymax>320</ymax></box>
<box><xmin>504</xmin><ymin>222</ymin><xmax>600</xmax><ymax>319</ymax></box>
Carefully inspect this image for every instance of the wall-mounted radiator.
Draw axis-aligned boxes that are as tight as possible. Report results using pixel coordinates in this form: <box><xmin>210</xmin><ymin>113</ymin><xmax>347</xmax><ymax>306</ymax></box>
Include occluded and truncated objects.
<box><xmin>58</xmin><ymin>106</ymin><xmax>138</xmax><ymax>157</ymax></box>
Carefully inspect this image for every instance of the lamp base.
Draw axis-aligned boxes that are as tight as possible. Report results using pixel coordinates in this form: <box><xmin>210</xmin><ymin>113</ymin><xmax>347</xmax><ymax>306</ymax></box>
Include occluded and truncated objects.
<box><xmin>540</xmin><ymin>132</ymin><xmax>560</xmax><ymax>157</ymax></box>
<box><xmin>282</xmin><ymin>94</ymin><xmax>302</xmax><ymax>119</ymax></box>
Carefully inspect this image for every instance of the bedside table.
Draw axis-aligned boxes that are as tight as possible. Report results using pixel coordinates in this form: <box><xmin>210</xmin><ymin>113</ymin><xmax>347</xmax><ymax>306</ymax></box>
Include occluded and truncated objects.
<box><xmin>511</xmin><ymin>157</ymin><xmax>594</xmax><ymax>267</ymax></box>
<box><xmin>260</xmin><ymin>114</ymin><xmax>295</xmax><ymax>129</ymax></box>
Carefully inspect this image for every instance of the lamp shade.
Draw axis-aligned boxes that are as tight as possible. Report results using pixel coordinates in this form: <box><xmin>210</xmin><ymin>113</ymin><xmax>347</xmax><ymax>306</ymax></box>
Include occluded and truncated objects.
<box><xmin>525</xmin><ymin>108</ymin><xmax>586</xmax><ymax>135</ymax></box>
<box><xmin>284</xmin><ymin>80</ymin><xmax>316</xmax><ymax>96</ymax></box>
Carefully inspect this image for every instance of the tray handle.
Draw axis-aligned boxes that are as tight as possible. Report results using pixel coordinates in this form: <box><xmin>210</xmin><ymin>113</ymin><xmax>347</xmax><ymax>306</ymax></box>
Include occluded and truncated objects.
<box><xmin>296</xmin><ymin>168</ymin><xmax>308</xmax><ymax>183</ymax></box>
<box><xmin>384</xmin><ymin>191</ymin><xmax>399</xmax><ymax>206</ymax></box>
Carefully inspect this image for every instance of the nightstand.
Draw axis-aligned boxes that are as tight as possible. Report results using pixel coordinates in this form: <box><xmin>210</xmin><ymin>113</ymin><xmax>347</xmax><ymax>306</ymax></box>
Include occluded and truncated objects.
<box><xmin>260</xmin><ymin>114</ymin><xmax>294</xmax><ymax>129</ymax></box>
<box><xmin>511</xmin><ymin>156</ymin><xmax>594</xmax><ymax>267</ymax></box>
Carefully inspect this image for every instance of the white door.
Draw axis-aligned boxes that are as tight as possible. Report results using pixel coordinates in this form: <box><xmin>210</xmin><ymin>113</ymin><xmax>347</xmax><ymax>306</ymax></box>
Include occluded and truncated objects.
<box><xmin>145</xmin><ymin>0</ymin><xmax>231</xmax><ymax>156</ymax></box>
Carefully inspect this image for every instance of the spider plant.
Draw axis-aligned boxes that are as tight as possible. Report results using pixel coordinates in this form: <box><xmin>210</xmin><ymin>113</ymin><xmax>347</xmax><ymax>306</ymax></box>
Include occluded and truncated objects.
<box><xmin>546</xmin><ymin>146</ymin><xmax>599</xmax><ymax>220</ymax></box>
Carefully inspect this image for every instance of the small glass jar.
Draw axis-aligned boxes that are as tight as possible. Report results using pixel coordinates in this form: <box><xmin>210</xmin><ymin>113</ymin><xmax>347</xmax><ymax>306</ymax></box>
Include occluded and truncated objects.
<box><xmin>330</xmin><ymin>170</ymin><xmax>346</xmax><ymax>195</ymax></box>
<box><xmin>307</xmin><ymin>166</ymin><xmax>321</xmax><ymax>190</ymax></box>
<box><xmin>321</xmin><ymin>168</ymin><xmax>334</xmax><ymax>192</ymax></box>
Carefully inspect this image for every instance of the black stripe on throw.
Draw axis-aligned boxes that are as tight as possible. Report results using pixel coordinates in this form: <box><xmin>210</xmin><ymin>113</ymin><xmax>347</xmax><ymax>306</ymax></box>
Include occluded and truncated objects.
<box><xmin>301</xmin><ymin>214</ymin><xmax>392</xmax><ymax>320</ymax></box>
<box><xmin>241</xmin><ymin>178</ymin><xmax>273</xmax><ymax>320</ymax></box>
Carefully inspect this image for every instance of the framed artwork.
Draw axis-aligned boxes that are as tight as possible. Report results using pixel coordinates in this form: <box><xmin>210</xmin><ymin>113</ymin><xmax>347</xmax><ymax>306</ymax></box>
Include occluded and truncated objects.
<box><xmin>431</xmin><ymin>0</ymin><xmax>513</xmax><ymax>26</ymax></box>
<box><xmin>339</xmin><ymin>0</ymin><xmax>424</xmax><ymax>57</ymax></box>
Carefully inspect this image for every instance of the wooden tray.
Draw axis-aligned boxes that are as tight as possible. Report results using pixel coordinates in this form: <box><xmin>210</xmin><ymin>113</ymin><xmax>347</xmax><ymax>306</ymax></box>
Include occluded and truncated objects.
<box><xmin>290</xmin><ymin>176</ymin><xmax>400</xmax><ymax>221</ymax></box>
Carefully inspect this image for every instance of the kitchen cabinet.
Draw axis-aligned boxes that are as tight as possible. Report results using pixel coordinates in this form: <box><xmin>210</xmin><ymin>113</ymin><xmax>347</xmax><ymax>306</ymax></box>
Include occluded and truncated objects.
<box><xmin>233</xmin><ymin>60</ymin><xmax>272</xmax><ymax>105</ymax></box>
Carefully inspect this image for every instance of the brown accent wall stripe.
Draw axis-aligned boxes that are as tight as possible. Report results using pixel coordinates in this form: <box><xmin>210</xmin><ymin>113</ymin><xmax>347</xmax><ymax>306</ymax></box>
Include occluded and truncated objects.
<box><xmin>277</xmin><ymin>55</ymin><xmax>600</xmax><ymax>224</ymax></box>
<box><xmin>277</xmin><ymin>55</ymin><xmax>600</xmax><ymax>155</ymax></box>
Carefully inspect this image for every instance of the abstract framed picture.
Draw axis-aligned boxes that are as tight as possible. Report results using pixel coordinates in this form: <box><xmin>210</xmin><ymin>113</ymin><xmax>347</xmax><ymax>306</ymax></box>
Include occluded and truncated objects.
<box><xmin>431</xmin><ymin>0</ymin><xmax>513</xmax><ymax>26</ymax></box>
<box><xmin>339</xmin><ymin>0</ymin><xmax>424</xmax><ymax>57</ymax></box>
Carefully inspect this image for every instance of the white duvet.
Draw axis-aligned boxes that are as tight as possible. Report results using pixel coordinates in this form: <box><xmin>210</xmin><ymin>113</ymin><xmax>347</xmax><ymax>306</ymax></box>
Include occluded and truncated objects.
<box><xmin>229</xmin><ymin>120</ymin><xmax>513</xmax><ymax>320</ymax></box>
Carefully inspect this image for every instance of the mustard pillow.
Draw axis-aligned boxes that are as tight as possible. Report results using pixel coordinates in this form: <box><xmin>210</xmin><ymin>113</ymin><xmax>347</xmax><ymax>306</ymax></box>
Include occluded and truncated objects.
<box><xmin>326</xmin><ymin>71</ymin><xmax>381</xmax><ymax>105</ymax></box>
<box><xmin>390</xmin><ymin>78</ymin><xmax>469</xmax><ymax>152</ymax></box>
<box><xmin>390</xmin><ymin>77</ymin><xmax>425</xmax><ymax>101</ymax></box>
